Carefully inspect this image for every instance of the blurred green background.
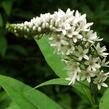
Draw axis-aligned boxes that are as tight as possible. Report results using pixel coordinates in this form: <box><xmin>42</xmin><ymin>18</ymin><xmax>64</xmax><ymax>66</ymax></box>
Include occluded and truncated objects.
<box><xmin>0</xmin><ymin>0</ymin><xmax>109</xmax><ymax>109</ymax></box>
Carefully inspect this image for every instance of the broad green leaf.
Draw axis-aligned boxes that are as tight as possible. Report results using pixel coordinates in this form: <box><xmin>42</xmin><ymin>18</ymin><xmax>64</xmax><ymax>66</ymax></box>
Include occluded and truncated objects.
<box><xmin>0</xmin><ymin>33</ymin><xmax>7</xmax><ymax>56</ymax></box>
<box><xmin>6</xmin><ymin>102</ymin><xmax>20</xmax><ymax>109</ymax></box>
<box><xmin>0</xmin><ymin>75</ymin><xmax>63</xmax><ymax>109</ymax></box>
<box><xmin>99</xmin><ymin>88</ymin><xmax>109</xmax><ymax>109</ymax></box>
<box><xmin>35</xmin><ymin>78</ymin><xmax>93</xmax><ymax>105</ymax></box>
<box><xmin>2</xmin><ymin>1</ymin><xmax>13</xmax><ymax>15</ymax></box>
<box><xmin>35</xmin><ymin>36</ymin><xmax>67</xmax><ymax>78</ymax></box>
<box><xmin>35</xmin><ymin>78</ymin><xmax>69</xmax><ymax>88</ymax></box>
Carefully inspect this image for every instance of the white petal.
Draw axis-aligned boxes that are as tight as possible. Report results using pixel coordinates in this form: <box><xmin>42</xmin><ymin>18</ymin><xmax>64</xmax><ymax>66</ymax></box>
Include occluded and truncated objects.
<box><xmin>68</xmin><ymin>72</ymin><xmax>77</xmax><ymax>85</ymax></box>
<box><xmin>67</xmin><ymin>34</ymin><xmax>72</xmax><ymax>38</ymax></box>
<box><xmin>101</xmin><ymin>83</ymin><xmax>108</xmax><ymax>87</ymax></box>
<box><xmin>79</xmin><ymin>57</ymin><xmax>82</xmax><ymax>60</ymax></box>
<box><xmin>73</xmin><ymin>31</ymin><xmax>78</xmax><ymax>35</ymax></box>
<box><xmin>102</xmin><ymin>53</ymin><xmax>109</xmax><ymax>57</ymax></box>
<box><xmin>85</xmin><ymin>22</ymin><xmax>93</xmax><ymax>29</ymax></box>
<box><xmin>62</xmin><ymin>30</ymin><xmax>67</xmax><ymax>35</ymax></box>
<box><xmin>84</xmin><ymin>55</ymin><xmax>89</xmax><ymax>60</ymax></box>
<box><xmin>79</xmin><ymin>14</ymin><xmax>86</xmax><ymax>21</ymax></box>
<box><xmin>77</xmin><ymin>34</ymin><xmax>83</xmax><ymax>39</ymax></box>
<box><xmin>87</xmin><ymin>77</ymin><xmax>91</xmax><ymax>83</ymax></box>
<box><xmin>98</xmin><ymin>85</ymin><xmax>101</xmax><ymax>90</ymax></box>
<box><xmin>92</xmin><ymin>67</ymin><xmax>96</xmax><ymax>72</ymax></box>
<box><xmin>73</xmin><ymin>38</ymin><xmax>77</xmax><ymax>43</ymax></box>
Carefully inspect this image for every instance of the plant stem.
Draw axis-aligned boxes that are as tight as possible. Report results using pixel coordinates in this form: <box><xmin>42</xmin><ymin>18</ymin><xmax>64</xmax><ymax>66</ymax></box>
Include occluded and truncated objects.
<box><xmin>90</xmin><ymin>82</ymin><xmax>99</xmax><ymax>109</ymax></box>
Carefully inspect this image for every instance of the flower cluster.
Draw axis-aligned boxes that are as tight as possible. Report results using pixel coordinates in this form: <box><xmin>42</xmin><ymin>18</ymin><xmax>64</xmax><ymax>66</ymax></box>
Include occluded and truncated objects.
<box><xmin>6</xmin><ymin>9</ymin><xmax>109</xmax><ymax>90</ymax></box>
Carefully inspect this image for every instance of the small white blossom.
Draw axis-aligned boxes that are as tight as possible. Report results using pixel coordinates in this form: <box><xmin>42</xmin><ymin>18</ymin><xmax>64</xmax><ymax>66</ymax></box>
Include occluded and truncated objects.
<box><xmin>93</xmin><ymin>71</ymin><xmax>109</xmax><ymax>90</ymax></box>
<box><xmin>83</xmin><ymin>31</ymin><xmax>98</xmax><ymax>43</ymax></box>
<box><xmin>66</xmin><ymin>62</ymin><xmax>81</xmax><ymax>85</ymax></box>
<box><xmin>66</xmin><ymin>28</ymin><xmax>83</xmax><ymax>43</ymax></box>
<box><xmin>75</xmin><ymin>46</ymin><xmax>89</xmax><ymax>60</ymax></box>
<box><xmin>38</xmin><ymin>27</ymin><xmax>41</xmax><ymax>32</ymax></box>
<box><xmin>61</xmin><ymin>40</ymin><xmax>75</xmax><ymax>55</ymax></box>
<box><xmin>95</xmin><ymin>43</ymin><xmax>109</xmax><ymax>57</ymax></box>
<box><xmin>81</xmin><ymin>68</ymin><xmax>95</xmax><ymax>82</ymax></box>
<box><xmin>57</xmin><ymin>23</ymin><xmax>71</xmax><ymax>35</ymax></box>
<box><xmin>73</xmin><ymin>10</ymin><xmax>86</xmax><ymax>24</ymax></box>
<box><xmin>100</xmin><ymin>58</ymin><xmax>109</xmax><ymax>67</ymax></box>
<box><xmin>49</xmin><ymin>34</ymin><xmax>68</xmax><ymax>53</ymax></box>
<box><xmin>85</xmin><ymin>56</ymin><xmax>101</xmax><ymax>71</ymax></box>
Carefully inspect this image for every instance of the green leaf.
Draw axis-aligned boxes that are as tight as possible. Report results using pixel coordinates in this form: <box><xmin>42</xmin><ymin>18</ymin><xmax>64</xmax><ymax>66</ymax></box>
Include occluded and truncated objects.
<box><xmin>35</xmin><ymin>36</ymin><xmax>67</xmax><ymax>78</ymax></box>
<box><xmin>99</xmin><ymin>88</ymin><xmax>109</xmax><ymax>109</ymax></box>
<box><xmin>0</xmin><ymin>75</ymin><xmax>63</xmax><ymax>109</ymax></box>
<box><xmin>35</xmin><ymin>78</ymin><xmax>69</xmax><ymax>88</ymax></box>
<box><xmin>2</xmin><ymin>1</ymin><xmax>13</xmax><ymax>15</ymax></box>
<box><xmin>0</xmin><ymin>33</ymin><xmax>7</xmax><ymax>56</ymax></box>
<box><xmin>6</xmin><ymin>102</ymin><xmax>20</xmax><ymax>109</ymax></box>
<box><xmin>35</xmin><ymin>78</ymin><xmax>93</xmax><ymax>105</ymax></box>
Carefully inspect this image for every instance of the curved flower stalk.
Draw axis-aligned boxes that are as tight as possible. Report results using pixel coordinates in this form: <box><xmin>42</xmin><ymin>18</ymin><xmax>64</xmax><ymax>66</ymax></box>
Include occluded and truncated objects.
<box><xmin>6</xmin><ymin>9</ymin><xmax>109</xmax><ymax>90</ymax></box>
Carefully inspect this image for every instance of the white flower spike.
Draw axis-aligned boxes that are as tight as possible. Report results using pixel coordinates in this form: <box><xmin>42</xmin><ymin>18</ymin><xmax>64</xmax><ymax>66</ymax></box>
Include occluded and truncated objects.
<box><xmin>6</xmin><ymin>9</ymin><xmax>109</xmax><ymax>90</ymax></box>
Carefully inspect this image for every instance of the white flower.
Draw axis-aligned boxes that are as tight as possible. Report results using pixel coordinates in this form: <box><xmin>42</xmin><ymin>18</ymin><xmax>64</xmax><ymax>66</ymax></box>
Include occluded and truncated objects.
<box><xmin>81</xmin><ymin>68</ymin><xmax>95</xmax><ymax>82</ymax></box>
<box><xmin>75</xmin><ymin>46</ymin><xmax>89</xmax><ymax>60</ymax></box>
<box><xmin>49</xmin><ymin>34</ymin><xmax>68</xmax><ymax>53</ymax></box>
<box><xmin>61</xmin><ymin>40</ymin><xmax>75</xmax><ymax>55</ymax></box>
<box><xmin>65</xmin><ymin>8</ymin><xmax>74</xmax><ymax>18</ymax></box>
<box><xmin>38</xmin><ymin>27</ymin><xmax>41</xmax><ymax>32</ymax></box>
<box><xmin>76</xmin><ymin>21</ymin><xmax>93</xmax><ymax>32</ymax></box>
<box><xmin>56</xmin><ymin>23</ymin><xmax>71</xmax><ymax>35</ymax></box>
<box><xmin>66</xmin><ymin>62</ymin><xmax>81</xmax><ymax>85</ymax></box>
<box><xmin>83</xmin><ymin>31</ymin><xmax>98</xmax><ymax>43</ymax></box>
<box><xmin>100</xmin><ymin>58</ymin><xmax>109</xmax><ymax>67</ymax></box>
<box><xmin>85</xmin><ymin>56</ymin><xmax>101</xmax><ymax>71</ymax></box>
<box><xmin>93</xmin><ymin>71</ymin><xmax>109</xmax><ymax>90</ymax></box>
<box><xmin>66</xmin><ymin>27</ymin><xmax>83</xmax><ymax>43</ymax></box>
<box><xmin>95</xmin><ymin>43</ymin><xmax>108</xmax><ymax>57</ymax></box>
<box><xmin>73</xmin><ymin>10</ymin><xmax>86</xmax><ymax>25</ymax></box>
<box><xmin>40</xmin><ymin>13</ymin><xmax>51</xmax><ymax>22</ymax></box>
<box><xmin>82</xmin><ymin>22</ymin><xmax>93</xmax><ymax>31</ymax></box>
<box><xmin>66</xmin><ymin>71</ymin><xmax>78</xmax><ymax>85</ymax></box>
<box><xmin>97</xmin><ymin>82</ymin><xmax>108</xmax><ymax>90</ymax></box>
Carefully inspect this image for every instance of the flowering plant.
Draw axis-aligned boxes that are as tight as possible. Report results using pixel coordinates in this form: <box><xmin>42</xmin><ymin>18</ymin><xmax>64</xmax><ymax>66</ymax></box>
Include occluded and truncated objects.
<box><xmin>6</xmin><ymin>9</ymin><xmax>109</xmax><ymax>108</ymax></box>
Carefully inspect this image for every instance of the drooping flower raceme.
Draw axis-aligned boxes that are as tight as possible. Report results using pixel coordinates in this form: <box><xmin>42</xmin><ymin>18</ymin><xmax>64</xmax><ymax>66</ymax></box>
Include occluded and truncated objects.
<box><xmin>6</xmin><ymin>9</ymin><xmax>109</xmax><ymax>90</ymax></box>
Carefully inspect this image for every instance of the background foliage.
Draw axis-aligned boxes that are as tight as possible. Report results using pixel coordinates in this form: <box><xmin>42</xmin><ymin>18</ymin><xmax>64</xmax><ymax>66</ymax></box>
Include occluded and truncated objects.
<box><xmin>0</xmin><ymin>0</ymin><xmax>109</xmax><ymax>109</ymax></box>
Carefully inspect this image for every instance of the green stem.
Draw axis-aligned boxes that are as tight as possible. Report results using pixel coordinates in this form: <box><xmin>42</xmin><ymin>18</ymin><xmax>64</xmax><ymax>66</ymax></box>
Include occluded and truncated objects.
<box><xmin>90</xmin><ymin>82</ymin><xmax>99</xmax><ymax>109</ymax></box>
